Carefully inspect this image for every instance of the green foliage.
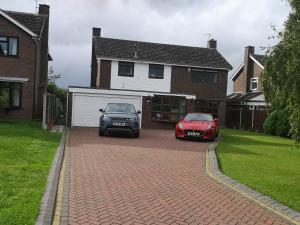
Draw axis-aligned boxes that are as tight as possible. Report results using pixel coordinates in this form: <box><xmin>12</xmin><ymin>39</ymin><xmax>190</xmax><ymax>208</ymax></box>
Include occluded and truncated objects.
<box><xmin>262</xmin><ymin>0</ymin><xmax>300</xmax><ymax>142</ymax></box>
<box><xmin>47</xmin><ymin>83</ymin><xmax>67</xmax><ymax>116</ymax></box>
<box><xmin>216</xmin><ymin>128</ymin><xmax>300</xmax><ymax>212</ymax></box>
<box><xmin>0</xmin><ymin>120</ymin><xmax>61</xmax><ymax>225</ymax></box>
<box><xmin>0</xmin><ymin>96</ymin><xmax>6</xmax><ymax>111</ymax></box>
<box><xmin>263</xmin><ymin>109</ymin><xmax>290</xmax><ymax>137</ymax></box>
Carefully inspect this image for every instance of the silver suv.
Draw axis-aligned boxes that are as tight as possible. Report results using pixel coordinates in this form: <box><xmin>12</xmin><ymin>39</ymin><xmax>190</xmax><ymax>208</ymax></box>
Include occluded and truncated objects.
<box><xmin>99</xmin><ymin>103</ymin><xmax>140</xmax><ymax>137</ymax></box>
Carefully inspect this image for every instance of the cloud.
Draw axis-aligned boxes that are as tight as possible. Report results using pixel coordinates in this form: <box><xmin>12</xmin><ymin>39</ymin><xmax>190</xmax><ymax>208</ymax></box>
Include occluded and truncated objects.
<box><xmin>1</xmin><ymin>0</ymin><xmax>290</xmax><ymax>93</ymax></box>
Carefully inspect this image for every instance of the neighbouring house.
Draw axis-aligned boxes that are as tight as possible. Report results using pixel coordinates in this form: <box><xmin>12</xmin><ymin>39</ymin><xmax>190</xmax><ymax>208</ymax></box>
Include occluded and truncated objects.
<box><xmin>226</xmin><ymin>46</ymin><xmax>269</xmax><ymax>131</ymax></box>
<box><xmin>0</xmin><ymin>4</ymin><xmax>51</xmax><ymax>120</ymax></box>
<box><xmin>67</xmin><ymin>28</ymin><xmax>232</xmax><ymax>128</ymax></box>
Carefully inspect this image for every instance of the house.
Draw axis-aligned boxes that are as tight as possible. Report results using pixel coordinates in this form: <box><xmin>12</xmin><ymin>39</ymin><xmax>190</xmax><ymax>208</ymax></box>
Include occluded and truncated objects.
<box><xmin>0</xmin><ymin>4</ymin><xmax>51</xmax><ymax>120</ymax></box>
<box><xmin>226</xmin><ymin>46</ymin><xmax>269</xmax><ymax>131</ymax></box>
<box><xmin>67</xmin><ymin>28</ymin><xmax>232</xmax><ymax>128</ymax></box>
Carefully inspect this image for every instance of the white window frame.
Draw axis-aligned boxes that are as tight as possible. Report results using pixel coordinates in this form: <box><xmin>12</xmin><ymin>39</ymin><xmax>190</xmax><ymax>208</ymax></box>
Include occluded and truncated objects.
<box><xmin>250</xmin><ymin>77</ymin><xmax>258</xmax><ymax>91</ymax></box>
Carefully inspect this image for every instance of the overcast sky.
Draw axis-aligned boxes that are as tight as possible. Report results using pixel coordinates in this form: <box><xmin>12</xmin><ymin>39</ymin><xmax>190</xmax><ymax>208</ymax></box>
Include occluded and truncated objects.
<box><xmin>1</xmin><ymin>0</ymin><xmax>290</xmax><ymax>94</ymax></box>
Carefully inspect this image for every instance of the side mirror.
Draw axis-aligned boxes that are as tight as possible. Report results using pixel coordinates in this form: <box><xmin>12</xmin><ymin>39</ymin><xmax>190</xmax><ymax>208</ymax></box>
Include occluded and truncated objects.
<box><xmin>137</xmin><ymin>110</ymin><xmax>141</xmax><ymax>114</ymax></box>
<box><xmin>99</xmin><ymin>108</ymin><xmax>103</xmax><ymax>112</ymax></box>
<box><xmin>179</xmin><ymin>116</ymin><xmax>184</xmax><ymax>121</ymax></box>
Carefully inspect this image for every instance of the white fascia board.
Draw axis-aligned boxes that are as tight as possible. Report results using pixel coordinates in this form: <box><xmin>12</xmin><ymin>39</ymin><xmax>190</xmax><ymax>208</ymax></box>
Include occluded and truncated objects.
<box><xmin>68</xmin><ymin>87</ymin><xmax>196</xmax><ymax>99</ymax></box>
<box><xmin>0</xmin><ymin>76</ymin><xmax>29</xmax><ymax>83</ymax></box>
<box><xmin>0</xmin><ymin>10</ymin><xmax>37</xmax><ymax>37</ymax></box>
<box><xmin>250</xmin><ymin>55</ymin><xmax>264</xmax><ymax>69</ymax></box>
<box><xmin>230</xmin><ymin>63</ymin><xmax>244</xmax><ymax>80</ymax></box>
<box><xmin>97</xmin><ymin>57</ymin><xmax>230</xmax><ymax>71</ymax></box>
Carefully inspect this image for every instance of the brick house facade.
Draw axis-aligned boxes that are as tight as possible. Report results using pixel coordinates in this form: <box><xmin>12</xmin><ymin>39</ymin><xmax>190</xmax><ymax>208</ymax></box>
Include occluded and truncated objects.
<box><xmin>227</xmin><ymin>46</ymin><xmax>269</xmax><ymax>131</ymax></box>
<box><xmin>86</xmin><ymin>28</ymin><xmax>232</xmax><ymax>128</ymax></box>
<box><xmin>67</xmin><ymin>28</ymin><xmax>232</xmax><ymax>128</ymax></box>
<box><xmin>0</xmin><ymin>4</ymin><xmax>50</xmax><ymax>120</ymax></box>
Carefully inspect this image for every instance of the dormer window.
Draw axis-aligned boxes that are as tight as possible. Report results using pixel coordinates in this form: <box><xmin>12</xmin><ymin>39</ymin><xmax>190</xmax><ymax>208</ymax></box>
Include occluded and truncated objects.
<box><xmin>250</xmin><ymin>77</ymin><xmax>258</xmax><ymax>91</ymax></box>
<box><xmin>0</xmin><ymin>36</ymin><xmax>18</xmax><ymax>57</ymax></box>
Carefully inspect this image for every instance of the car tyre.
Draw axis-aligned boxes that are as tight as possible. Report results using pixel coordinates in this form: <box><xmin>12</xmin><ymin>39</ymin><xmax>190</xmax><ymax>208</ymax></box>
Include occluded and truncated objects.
<box><xmin>99</xmin><ymin>130</ymin><xmax>104</xmax><ymax>136</ymax></box>
<box><xmin>133</xmin><ymin>132</ymin><xmax>140</xmax><ymax>138</ymax></box>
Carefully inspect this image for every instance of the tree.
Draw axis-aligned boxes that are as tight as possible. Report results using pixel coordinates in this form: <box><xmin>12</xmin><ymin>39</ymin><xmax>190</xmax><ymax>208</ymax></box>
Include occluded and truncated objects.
<box><xmin>47</xmin><ymin>66</ymin><xmax>67</xmax><ymax>117</ymax></box>
<box><xmin>262</xmin><ymin>0</ymin><xmax>300</xmax><ymax>142</ymax></box>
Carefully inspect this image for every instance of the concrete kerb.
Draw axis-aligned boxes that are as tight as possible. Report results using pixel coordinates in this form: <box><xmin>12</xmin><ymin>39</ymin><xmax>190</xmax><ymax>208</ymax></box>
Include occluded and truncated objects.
<box><xmin>35</xmin><ymin>127</ymin><xmax>68</xmax><ymax>225</ymax></box>
<box><xmin>206</xmin><ymin>140</ymin><xmax>300</xmax><ymax>225</ymax></box>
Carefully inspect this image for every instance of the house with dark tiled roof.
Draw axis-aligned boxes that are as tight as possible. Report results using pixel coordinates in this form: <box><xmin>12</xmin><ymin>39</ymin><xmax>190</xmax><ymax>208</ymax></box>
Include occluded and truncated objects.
<box><xmin>67</xmin><ymin>28</ymin><xmax>232</xmax><ymax>128</ymax></box>
<box><xmin>226</xmin><ymin>46</ymin><xmax>269</xmax><ymax>131</ymax></box>
<box><xmin>0</xmin><ymin>4</ymin><xmax>51</xmax><ymax>120</ymax></box>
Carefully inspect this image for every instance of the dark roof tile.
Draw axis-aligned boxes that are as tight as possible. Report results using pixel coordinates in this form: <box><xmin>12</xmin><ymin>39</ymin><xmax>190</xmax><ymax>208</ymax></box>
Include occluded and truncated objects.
<box><xmin>3</xmin><ymin>10</ymin><xmax>47</xmax><ymax>36</ymax></box>
<box><xmin>251</xmin><ymin>53</ymin><xmax>266</xmax><ymax>66</ymax></box>
<box><xmin>94</xmin><ymin>37</ymin><xmax>232</xmax><ymax>70</ymax></box>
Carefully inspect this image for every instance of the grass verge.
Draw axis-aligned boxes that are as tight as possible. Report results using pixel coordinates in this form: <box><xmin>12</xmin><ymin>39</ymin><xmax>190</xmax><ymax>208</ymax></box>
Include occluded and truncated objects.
<box><xmin>216</xmin><ymin>128</ymin><xmax>300</xmax><ymax>212</ymax></box>
<box><xmin>0</xmin><ymin>120</ymin><xmax>61</xmax><ymax>225</ymax></box>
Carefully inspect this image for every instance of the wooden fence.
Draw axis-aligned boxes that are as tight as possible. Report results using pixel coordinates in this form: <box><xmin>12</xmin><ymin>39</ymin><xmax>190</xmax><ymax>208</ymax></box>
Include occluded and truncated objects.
<box><xmin>226</xmin><ymin>107</ymin><xmax>269</xmax><ymax>132</ymax></box>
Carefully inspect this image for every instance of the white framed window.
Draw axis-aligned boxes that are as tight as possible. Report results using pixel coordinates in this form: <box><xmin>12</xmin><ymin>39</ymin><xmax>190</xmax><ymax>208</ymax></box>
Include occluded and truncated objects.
<box><xmin>250</xmin><ymin>77</ymin><xmax>258</xmax><ymax>91</ymax></box>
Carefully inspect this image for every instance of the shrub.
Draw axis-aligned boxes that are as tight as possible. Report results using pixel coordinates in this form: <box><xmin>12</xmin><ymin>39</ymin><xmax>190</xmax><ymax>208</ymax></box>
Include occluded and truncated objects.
<box><xmin>263</xmin><ymin>109</ymin><xmax>290</xmax><ymax>137</ymax></box>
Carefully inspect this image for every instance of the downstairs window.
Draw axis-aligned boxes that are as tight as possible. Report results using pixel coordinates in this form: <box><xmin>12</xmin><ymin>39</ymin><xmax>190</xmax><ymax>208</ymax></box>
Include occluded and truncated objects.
<box><xmin>0</xmin><ymin>82</ymin><xmax>22</xmax><ymax>109</ymax></box>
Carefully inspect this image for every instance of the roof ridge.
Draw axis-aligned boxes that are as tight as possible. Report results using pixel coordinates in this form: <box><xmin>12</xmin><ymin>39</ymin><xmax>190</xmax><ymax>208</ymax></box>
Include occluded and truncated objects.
<box><xmin>95</xmin><ymin>36</ymin><xmax>216</xmax><ymax>51</ymax></box>
<box><xmin>3</xmin><ymin>9</ymin><xmax>48</xmax><ymax>17</ymax></box>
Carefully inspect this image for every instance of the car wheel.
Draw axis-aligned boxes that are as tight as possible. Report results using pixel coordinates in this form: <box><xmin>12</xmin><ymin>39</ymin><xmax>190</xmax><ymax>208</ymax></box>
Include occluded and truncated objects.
<box><xmin>175</xmin><ymin>132</ymin><xmax>180</xmax><ymax>139</ymax></box>
<box><xmin>133</xmin><ymin>132</ymin><xmax>140</xmax><ymax>138</ymax></box>
<box><xmin>99</xmin><ymin>130</ymin><xmax>104</xmax><ymax>136</ymax></box>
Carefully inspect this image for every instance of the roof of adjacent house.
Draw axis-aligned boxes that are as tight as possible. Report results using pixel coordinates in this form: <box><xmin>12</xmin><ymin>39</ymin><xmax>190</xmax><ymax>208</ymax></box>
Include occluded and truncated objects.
<box><xmin>227</xmin><ymin>92</ymin><xmax>263</xmax><ymax>103</ymax></box>
<box><xmin>1</xmin><ymin>10</ymin><xmax>47</xmax><ymax>36</ymax></box>
<box><xmin>93</xmin><ymin>37</ymin><xmax>232</xmax><ymax>70</ymax></box>
<box><xmin>250</xmin><ymin>53</ymin><xmax>267</xmax><ymax>66</ymax></box>
<box><xmin>230</xmin><ymin>53</ymin><xmax>266</xmax><ymax>81</ymax></box>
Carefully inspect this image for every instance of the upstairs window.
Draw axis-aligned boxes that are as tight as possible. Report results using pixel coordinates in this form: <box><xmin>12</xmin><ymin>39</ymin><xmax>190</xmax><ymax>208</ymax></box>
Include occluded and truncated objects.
<box><xmin>149</xmin><ymin>64</ymin><xmax>164</xmax><ymax>79</ymax></box>
<box><xmin>191</xmin><ymin>69</ymin><xmax>217</xmax><ymax>83</ymax></box>
<box><xmin>118</xmin><ymin>61</ymin><xmax>134</xmax><ymax>77</ymax></box>
<box><xmin>0</xmin><ymin>36</ymin><xmax>18</xmax><ymax>57</ymax></box>
<box><xmin>250</xmin><ymin>77</ymin><xmax>258</xmax><ymax>90</ymax></box>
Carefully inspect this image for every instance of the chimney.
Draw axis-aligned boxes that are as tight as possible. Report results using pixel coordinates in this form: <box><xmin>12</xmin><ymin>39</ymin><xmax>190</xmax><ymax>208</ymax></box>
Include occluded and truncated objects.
<box><xmin>93</xmin><ymin>27</ymin><xmax>101</xmax><ymax>37</ymax></box>
<box><xmin>207</xmin><ymin>39</ymin><xmax>217</xmax><ymax>49</ymax></box>
<box><xmin>244</xmin><ymin>46</ymin><xmax>255</xmax><ymax>92</ymax></box>
<box><xmin>38</xmin><ymin>4</ymin><xmax>49</xmax><ymax>16</ymax></box>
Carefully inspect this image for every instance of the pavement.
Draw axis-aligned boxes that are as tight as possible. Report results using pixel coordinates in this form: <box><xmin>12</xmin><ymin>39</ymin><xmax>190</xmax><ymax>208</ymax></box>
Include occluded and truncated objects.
<box><xmin>59</xmin><ymin>128</ymin><xmax>292</xmax><ymax>225</ymax></box>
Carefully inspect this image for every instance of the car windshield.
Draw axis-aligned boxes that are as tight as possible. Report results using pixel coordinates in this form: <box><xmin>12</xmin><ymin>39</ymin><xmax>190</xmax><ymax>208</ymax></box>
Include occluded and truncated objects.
<box><xmin>184</xmin><ymin>113</ymin><xmax>213</xmax><ymax>121</ymax></box>
<box><xmin>105</xmin><ymin>103</ymin><xmax>136</xmax><ymax>113</ymax></box>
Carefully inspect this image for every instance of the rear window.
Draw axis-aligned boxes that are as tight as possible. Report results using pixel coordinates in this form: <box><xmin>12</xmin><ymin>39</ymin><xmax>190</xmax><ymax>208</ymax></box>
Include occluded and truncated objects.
<box><xmin>105</xmin><ymin>103</ymin><xmax>136</xmax><ymax>113</ymax></box>
<box><xmin>184</xmin><ymin>113</ymin><xmax>213</xmax><ymax>121</ymax></box>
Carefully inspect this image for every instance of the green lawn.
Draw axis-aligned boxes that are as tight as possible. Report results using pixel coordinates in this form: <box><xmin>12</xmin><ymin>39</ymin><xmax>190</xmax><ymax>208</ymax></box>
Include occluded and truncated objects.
<box><xmin>0</xmin><ymin>120</ymin><xmax>61</xmax><ymax>225</ymax></box>
<box><xmin>216</xmin><ymin>128</ymin><xmax>300</xmax><ymax>212</ymax></box>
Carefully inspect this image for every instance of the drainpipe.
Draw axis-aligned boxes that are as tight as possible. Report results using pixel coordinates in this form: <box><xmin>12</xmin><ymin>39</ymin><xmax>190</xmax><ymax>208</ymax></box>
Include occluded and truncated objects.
<box><xmin>32</xmin><ymin>37</ymin><xmax>40</xmax><ymax>119</ymax></box>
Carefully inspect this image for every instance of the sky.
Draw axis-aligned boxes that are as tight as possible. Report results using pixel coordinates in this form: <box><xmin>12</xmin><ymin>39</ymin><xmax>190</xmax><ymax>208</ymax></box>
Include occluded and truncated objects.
<box><xmin>1</xmin><ymin>0</ymin><xmax>291</xmax><ymax>94</ymax></box>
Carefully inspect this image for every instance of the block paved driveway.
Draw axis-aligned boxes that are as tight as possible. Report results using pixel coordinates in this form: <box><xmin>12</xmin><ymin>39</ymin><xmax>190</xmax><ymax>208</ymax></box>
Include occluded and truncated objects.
<box><xmin>66</xmin><ymin>128</ymin><xmax>291</xmax><ymax>225</ymax></box>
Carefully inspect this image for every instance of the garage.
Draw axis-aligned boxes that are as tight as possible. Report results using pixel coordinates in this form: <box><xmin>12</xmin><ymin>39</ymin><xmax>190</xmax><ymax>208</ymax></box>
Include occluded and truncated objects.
<box><xmin>68</xmin><ymin>87</ymin><xmax>145</xmax><ymax>127</ymax></box>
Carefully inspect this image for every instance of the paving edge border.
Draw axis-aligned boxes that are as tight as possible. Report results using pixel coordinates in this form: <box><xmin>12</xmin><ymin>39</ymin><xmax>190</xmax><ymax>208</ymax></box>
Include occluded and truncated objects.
<box><xmin>35</xmin><ymin>127</ymin><xmax>68</xmax><ymax>225</ymax></box>
<box><xmin>206</xmin><ymin>141</ymin><xmax>300</xmax><ymax>225</ymax></box>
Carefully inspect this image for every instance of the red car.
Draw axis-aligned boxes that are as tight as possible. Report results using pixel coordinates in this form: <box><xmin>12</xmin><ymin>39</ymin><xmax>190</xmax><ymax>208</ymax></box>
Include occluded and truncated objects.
<box><xmin>175</xmin><ymin>113</ymin><xmax>218</xmax><ymax>141</ymax></box>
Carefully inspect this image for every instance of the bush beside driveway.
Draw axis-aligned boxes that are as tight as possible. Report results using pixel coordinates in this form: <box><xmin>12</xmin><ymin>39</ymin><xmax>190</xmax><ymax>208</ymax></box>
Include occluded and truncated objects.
<box><xmin>0</xmin><ymin>120</ymin><xmax>61</xmax><ymax>225</ymax></box>
<box><xmin>216</xmin><ymin>128</ymin><xmax>300</xmax><ymax>212</ymax></box>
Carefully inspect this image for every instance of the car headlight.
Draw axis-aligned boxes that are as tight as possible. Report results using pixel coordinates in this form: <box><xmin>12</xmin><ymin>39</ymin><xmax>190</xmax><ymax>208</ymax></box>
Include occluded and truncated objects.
<box><xmin>206</xmin><ymin>124</ymin><xmax>212</xmax><ymax>130</ymax></box>
<box><xmin>102</xmin><ymin>115</ymin><xmax>110</xmax><ymax>120</ymax></box>
<box><xmin>129</xmin><ymin>117</ymin><xmax>138</xmax><ymax>122</ymax></box>
<box><xmin>178</xmin><ymin>122</ymin><xmax>184</xmax><ymax>129</ymax></box>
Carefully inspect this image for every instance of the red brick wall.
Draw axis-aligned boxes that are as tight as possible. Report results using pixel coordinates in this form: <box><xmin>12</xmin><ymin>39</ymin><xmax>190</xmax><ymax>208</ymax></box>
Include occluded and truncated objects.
<box><xmin>0</xmin><ymin>16</ymin><xmax>38</xmax><ymax>119</ymax></box>
<box><xmin>170</xmin><ymin>66</ymin><xmax>228</xmax><ymax>100</ymax></box>
<box><xmin>99</xmin><ymin>60</ymin><xmax>111</xmax><ymax>88</ymax></box>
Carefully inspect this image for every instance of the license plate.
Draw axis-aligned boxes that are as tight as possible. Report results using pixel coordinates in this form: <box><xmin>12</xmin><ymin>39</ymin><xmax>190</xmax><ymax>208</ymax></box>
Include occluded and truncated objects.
<box><xmin>113</xmin><ymin>122</ymin><xmax>126</xmax><ymax>126</ymax></box>
<box><xmin>187</xmin><ymin>132</ymin><xmax>200</xmax><ymax>136</ymax></box>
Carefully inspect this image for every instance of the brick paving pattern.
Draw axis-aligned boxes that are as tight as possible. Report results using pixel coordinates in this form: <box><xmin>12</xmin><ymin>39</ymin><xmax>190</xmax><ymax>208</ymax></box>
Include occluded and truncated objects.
<box><xmin>67</xmin><ymin>128</ymin><xmax>292</xmax><ymax>225</ymax></box>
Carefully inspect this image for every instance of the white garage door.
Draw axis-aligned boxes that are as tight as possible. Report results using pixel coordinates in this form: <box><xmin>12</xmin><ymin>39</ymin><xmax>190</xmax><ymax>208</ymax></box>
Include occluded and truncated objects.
<box><xmin>72</xmin><ymin>93</ymin><xmax>142</xmax><ymax>127</ymax></box>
